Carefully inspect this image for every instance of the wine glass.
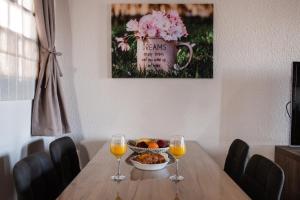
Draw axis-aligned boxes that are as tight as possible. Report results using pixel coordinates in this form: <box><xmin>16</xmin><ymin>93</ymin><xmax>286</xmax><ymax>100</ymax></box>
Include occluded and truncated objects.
<box><xmin>169</xmin><ymin>135</ymin><xmax>186</xmax><ymax>182</ymax></box>
<box><xmin>110</xmin><ymin>135</ymin><xmax>127</xmax><ymax>181</ymax></box>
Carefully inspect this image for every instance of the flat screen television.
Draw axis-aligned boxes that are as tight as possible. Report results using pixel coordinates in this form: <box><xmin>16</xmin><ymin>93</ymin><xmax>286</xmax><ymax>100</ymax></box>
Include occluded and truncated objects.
<box><xmin>291</xmin><ymin>62</ymin><xmax>300</xmax><ymax>145</ymax></box>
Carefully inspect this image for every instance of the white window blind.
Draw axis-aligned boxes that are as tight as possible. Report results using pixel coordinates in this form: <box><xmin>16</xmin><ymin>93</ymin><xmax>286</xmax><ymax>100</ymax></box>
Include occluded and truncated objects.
<box><xmin>0</xmin><ymin>0</ymin><xmax>38</xmax><ymax>100</ymax></box>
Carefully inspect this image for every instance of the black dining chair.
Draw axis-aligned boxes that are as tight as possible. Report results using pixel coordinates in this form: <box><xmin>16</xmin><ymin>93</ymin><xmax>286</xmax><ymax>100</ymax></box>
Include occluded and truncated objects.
<box><xmin>13</xmin><ymin>152</ymin><xmax>61</xmax><ymax>200</ymax></box>
<box><xmin>49</xmin><ymin>136</ymin><xmax>80</xmax><ymax>191</ymax></box>
<box><xmin>224</xmin><ymin>139</ymin><xmax>249</xmax><ymax>184</ymax></box>
<box><xmin>239</xmin><ymin>154</ymin><xmax>284</xmax><ymax>200</ymax></box>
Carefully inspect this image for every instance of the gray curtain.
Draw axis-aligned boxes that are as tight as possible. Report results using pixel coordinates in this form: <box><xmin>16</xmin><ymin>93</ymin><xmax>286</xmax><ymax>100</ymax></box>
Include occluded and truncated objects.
<box><xmin>32</xmin><ymin>0</ymin><xmax>71</xmax><ymax>136</ymax></box>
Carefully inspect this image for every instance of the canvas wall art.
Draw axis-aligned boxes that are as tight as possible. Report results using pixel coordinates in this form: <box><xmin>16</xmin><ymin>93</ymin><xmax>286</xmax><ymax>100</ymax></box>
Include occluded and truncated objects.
<box><xmin>111</xmin><ymin>4</ymin><xmax>213</xmax><ymax>78</ymax></box>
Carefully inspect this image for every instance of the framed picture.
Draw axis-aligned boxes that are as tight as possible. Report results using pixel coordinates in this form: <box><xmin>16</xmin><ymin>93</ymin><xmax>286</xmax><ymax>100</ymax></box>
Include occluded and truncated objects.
<box><xmin>111</xmin><ymin>4</ymin><xmax>213</xmax><ymax>78</ymax></box>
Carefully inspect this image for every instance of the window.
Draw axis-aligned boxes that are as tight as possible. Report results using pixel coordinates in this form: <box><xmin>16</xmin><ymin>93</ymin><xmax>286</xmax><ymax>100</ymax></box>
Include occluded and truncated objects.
<box><xmin>0</xmin><ymin>0</ymin><xmax>38</xmax><ymax>100</ymax></box>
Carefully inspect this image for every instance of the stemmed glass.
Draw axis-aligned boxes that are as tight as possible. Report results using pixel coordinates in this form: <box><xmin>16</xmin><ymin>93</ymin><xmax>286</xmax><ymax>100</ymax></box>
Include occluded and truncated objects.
<box><xmin>110</xmin><ymin>135</ymin><xmax>127</xmax><ymax>181</ymax></box>
<box><xmin>169</xmin><ymin>135</ymin><xmax>186</xmax><ymax>182</ymax></box>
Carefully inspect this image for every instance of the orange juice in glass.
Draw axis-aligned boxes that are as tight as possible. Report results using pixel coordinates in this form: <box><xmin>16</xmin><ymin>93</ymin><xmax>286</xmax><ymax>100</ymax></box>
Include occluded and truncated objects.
<box><xmin>169</xmin><ymin>144</ymin><xmax>186</xmax><ymax>159</ymax></box>
<box><xmin>110</xmin><ymin>143</ymin><xmax>127</xmax><ymax>158</ymax></box>
<box><xmin>110</xmin><ymin>135</ymin><xmax>127</xmax><ymax>181</ymax></box>
<box><xmin>169</xmin><ymin>135</ymin><xmax>186</xmax><ymax>182</ymax></box>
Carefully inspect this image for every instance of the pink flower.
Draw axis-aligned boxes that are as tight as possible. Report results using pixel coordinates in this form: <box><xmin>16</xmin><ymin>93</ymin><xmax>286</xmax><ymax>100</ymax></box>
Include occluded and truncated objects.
<box><xmin>138</xmin><ymin>14</ymin><xmax>156</xmax><ymax>38</ymax></box>
<box><xmin>115</xmin><ymin>37</ymin><xmax>130</xmax><ymax>51</ymax></box>
<box><xmin>169</xmin><ymin>25</ymin><xmax>186</xmax><ymax>39</ymax></box>
<box><xmin>152</xmin><ymin>11</ymin><xmax>171</xmax><ymax>35</ymax></box>
<box><xmin>126</xmin><ymin>19</ymin><xmax>139</xmax><ymax>32</ymax></box>
<box><xmin>155</xmin><ymin>16</ymin><xmax>171</xmax><ymax>32</ymax></box>
<box><xmin>152</xmin><ymin>10</ymin><xmax>166</xmax><ymax>23</ymax></box>
<box><xmin>160</xmin><ymin>31</ymin><xmax>176</xmax><ymax>41</ymax></box>
<box><xmin>166</xmin><ymin>10</ymin><xmax>188</xmax><ymax>39</ymax></box>
<box><xmin>123</xmin><ymin>10</ymin><xmax>188</xmax><ymax>42</ymax></box>
<box><xmin>115</xmin><ymin>37</ymin><xmax>124</xmax><ymax>42</ymax></box>
<box><xmin>146</xmin><ymin>28</ymin><xmax>157</xmax><ymax>37</ymax></box>
<box><xmin>118</xmin><ymin>42</ymin><xmax>130</xmax><ymax>51</ymax></box>
<box><xmin>168</xmin><ymin>10</ymin><xmax>180</xmax><ymax>19</ymax></box>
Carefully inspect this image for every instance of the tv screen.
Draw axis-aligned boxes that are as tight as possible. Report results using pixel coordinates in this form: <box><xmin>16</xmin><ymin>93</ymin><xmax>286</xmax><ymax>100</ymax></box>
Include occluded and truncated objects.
<box><xmin>291</xmin><ymin>62</ymin><xmax>300</xmax><ymax>145</ymax></box>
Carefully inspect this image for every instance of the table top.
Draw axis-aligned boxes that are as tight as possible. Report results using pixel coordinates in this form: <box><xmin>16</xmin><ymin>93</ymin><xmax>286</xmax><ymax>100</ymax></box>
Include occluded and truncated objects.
<box><xmin>58</xmin><ymin>141</ymin><xmax>250</xmax><ymax>200</ymax></box>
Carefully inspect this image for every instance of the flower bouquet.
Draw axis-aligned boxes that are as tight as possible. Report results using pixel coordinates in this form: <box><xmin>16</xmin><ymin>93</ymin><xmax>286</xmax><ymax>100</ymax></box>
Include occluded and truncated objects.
<box><xmin>115</xmin><ymin>10</ymin><xmax>193</xmax><ymax>72</ymax></box>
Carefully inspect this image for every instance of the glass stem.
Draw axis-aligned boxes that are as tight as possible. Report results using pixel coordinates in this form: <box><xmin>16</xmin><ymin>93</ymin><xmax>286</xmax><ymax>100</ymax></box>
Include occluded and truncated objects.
<box><xmin>117</xmin><ymin>158</ymin><xmax>121</xmax><ymax>177</ymax></box>
<box><xmin>176</xmin><ymin>159</ymin><xmax>179</xmax><ymax>177</ymax></box>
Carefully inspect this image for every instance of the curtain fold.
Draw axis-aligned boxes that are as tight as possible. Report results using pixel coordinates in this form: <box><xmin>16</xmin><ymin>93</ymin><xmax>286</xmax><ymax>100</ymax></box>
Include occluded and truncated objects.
<box><xmin>31</xmin><ymin>0</ymin><xmax>71</xmax><ymax>136</ymax></box>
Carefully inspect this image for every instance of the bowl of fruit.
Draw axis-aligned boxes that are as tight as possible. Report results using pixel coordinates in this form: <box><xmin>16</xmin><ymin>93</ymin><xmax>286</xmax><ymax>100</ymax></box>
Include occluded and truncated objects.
<box><xmin>127</xmin><ymin>138</ymin><xmax>169</xmax><ymax>154</ymax></box>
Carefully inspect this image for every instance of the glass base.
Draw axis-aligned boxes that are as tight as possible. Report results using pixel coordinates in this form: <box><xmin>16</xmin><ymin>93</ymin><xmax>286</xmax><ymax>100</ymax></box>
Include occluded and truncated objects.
<box><xmin>169</xmin><ymin>175</ymin><xmax>184</xmax><ymax>182</ymax></box>
<box><xmin>111</xmin><ymin>175</ymin><xmax>126</xmax><ymax>181</ymax></box>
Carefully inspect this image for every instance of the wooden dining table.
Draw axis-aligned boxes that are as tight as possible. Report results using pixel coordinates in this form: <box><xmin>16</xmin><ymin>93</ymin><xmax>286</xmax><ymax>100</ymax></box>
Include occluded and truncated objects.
<box><xmin>58</xmin><ymin>141</ymin><xmax>250</xmax><ymax>200</ymax></box>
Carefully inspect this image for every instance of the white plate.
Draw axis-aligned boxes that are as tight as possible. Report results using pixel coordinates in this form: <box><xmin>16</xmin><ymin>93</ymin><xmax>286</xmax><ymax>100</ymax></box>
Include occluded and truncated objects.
<box><xmin>130</xmin><ymin>153</ymin><xmax>169</xmax><ymax>171</ymax></box>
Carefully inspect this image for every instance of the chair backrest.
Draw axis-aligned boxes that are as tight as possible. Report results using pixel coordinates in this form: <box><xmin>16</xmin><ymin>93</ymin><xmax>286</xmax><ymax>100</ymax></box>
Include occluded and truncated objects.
<box><xmin>224</xmin><ymin>139</ymin><xmax>249</xmax><ymax>183</ymax></box>
<box><xmin>13</xmin><ymin>152</ymin><xmax>61</xmax><ymax>200</ymax></box>
<box><xmin>239</xmin><ymin>154</ymin><xmax>285</xmax><ymax>200</ymax></box>
<box><xmin>49</xmin><ymin>136</ymin><xmax>80</xmax><ymax>191</ymax></box>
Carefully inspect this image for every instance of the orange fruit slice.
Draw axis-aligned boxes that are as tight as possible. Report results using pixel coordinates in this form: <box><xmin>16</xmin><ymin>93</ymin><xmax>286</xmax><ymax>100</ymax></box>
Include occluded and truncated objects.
<box><xmin>148</xmin><ymin>142</ymin><xmax>159</xmax><ymax>149</ymax></box>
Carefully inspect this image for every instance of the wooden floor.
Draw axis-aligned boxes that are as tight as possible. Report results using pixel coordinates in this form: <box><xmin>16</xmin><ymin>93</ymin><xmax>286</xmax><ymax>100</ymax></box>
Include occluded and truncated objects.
<box><xmin>58</xmin><ymin>141</ymin><xmax>250</xmax><ymax>200</ymax></box>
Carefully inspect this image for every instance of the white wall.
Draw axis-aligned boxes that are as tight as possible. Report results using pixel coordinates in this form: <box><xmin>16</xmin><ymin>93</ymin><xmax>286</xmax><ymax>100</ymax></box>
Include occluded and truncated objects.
<box><xmin>66</xmin><ymin>0</ymin><xmax>300</xmax><ymax>165</ymax></box>
<box><xmin>219</xmin><ymin>0</ymin><xmax>300</xmax><ymax>161</ymax></box>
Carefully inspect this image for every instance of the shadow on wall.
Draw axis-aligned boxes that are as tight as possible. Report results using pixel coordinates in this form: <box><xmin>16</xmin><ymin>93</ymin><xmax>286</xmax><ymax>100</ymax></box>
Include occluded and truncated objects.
<box><xmin>0</xmin><ymin>155</ymin><xmax>14</xmax><ymax>200</ymax></box>
<box><xmin>21</xmin><ymin>139</ymin><xmax>46</xmax><ymax>158</ymax></box>
<box><xmin>18</xmin><ymin>137</ymin><xmax>105</xmax><ymax>170</ymax></box>
<box><xmin>0</xmin><ymin>139</ymin><xmax>49</xmax><ymax>200</ymax></box>
<box><xmin>77</xmin><ymin>140</ymin><xmax>106</xmax><ymax>167</ymax></box>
